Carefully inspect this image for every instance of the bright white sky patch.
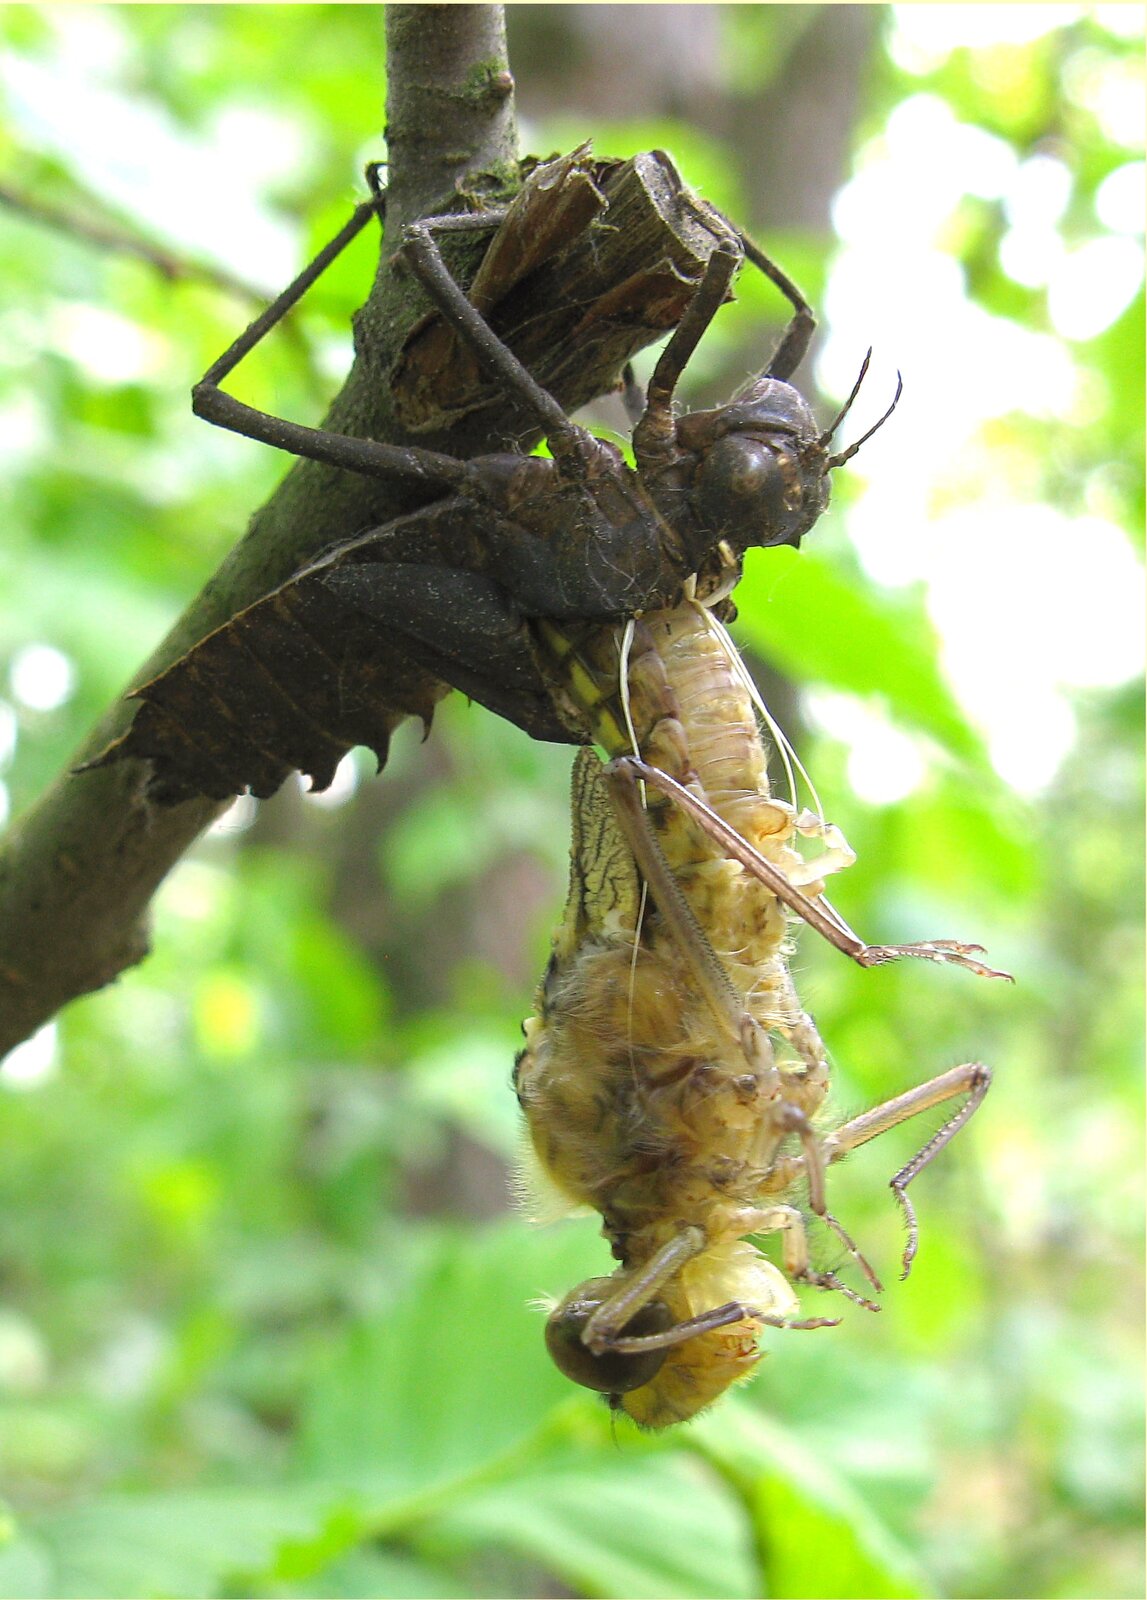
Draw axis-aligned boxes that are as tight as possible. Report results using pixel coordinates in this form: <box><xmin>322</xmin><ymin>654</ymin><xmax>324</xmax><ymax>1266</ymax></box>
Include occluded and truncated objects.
<box><xmin>1</xmin><ymin>1022</ymin><xmax>59</xmax><ymax>1090</ymax></box>
<box><xmin>1000</xmin><ymin>154</ymin><xmax>1075</xmax><ymax>284</ymax></box>
<box><xmin>1095</xmin><ymin>161</ymin><xmax>1147</xmax><ymax>234</ymax></box>
<box><xmin>9</xmin><ymin>644</ymin><xmax>75</xmax><ymax>712</ymax></box>
<box><xmin>1063</xmin><ymin>46</ymin><xmax>1147</xmax><ymax>149</ymax></box>
<box><xmin>0</xmin><ymin>26</ymin><xmax>298</xmax><ymax>285</ymax></box>
<box><xmin>999</xmin><ymin>224</ymin><xmax>1064</xmax><ymax>289</ymax></box>
<box><xmin>834</xmin><ymin>94</ymin><xmax>1017</xmax><ymax>245</ymax></box>
<box><xmin>986</xmin><ymin>690</ymin><xmax>1079</xmax><ymax>794</ymax></box>
<box><xmin>1047</xmin><ymin>236</ymin><xmax>1144</xmax><ymax>340</ymax></box>
<box><xmin>0</xmin><ymin>701</ymin><xmax>17</xmax><ymax>769</ymax></box>
<box><xmin>887</xmin><ymin>94</ymin><xmax>1018</xmax><ymax>203</ymax></box>
<box><xmin>806</xmin><ymin>692</ymin><xmax>927</xmax><ymax>806</ymax></box>
<box><xmin>301</xmin><ymin>752</ymin><xmax>361</xmax><ymax>809</ymax></box>
<box><xmin>207</xmin><ymin>794</ymin><xmax>258</xmax><ymax>836</ymax></box>
<box><xmin>0</xmin><ymin>394</ymin><xmax>48</xmax><ymax>471</ymax></box>
<box><xmin>928</xmin><ymin>505</ymin><xmax>1144</xmax><ymax>691</ymax></box>
<box><xmin>48</xmin><ymin>303</ymin><xmax>167</xmax><ymax>386</ymax></box>
<box><xmin>923</xmin><ymin>505</ymin><xmax>1143</xmax><ymax>793</ymax></box>
<box><xmin>1093</xmin><ymin>4</ymin><xmax>1147</xmax><ymax>37</ymax></box>
<box><xmin>890</xmin><ymin>4</ymin><xmax>1085</xmax><ymax>71</ymax></box>
<box><xmin>1006</xmin><ymin>153</ymin><xmax>1074</xmax><ymax>230</ymax></box>
<box><xmin>820</xmin><ymin>15</ymin><xmax>1142</xmax><ymax>796</ymax></box>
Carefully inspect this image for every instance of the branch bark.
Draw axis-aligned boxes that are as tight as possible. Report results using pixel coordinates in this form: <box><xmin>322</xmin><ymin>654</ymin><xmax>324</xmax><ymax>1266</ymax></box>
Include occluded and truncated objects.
<box><xmin>0</xmin><ymin>5</ymin><xmax>515</xmax><ymax>1054</ymax></box>
<box><xmin>0</xmin><ymin>5</ymin><xmax>731</xmax><ymax>1053</ymax></box>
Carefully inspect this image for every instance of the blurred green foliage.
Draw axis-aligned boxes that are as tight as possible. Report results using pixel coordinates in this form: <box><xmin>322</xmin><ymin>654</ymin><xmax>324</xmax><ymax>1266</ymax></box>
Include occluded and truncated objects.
<box><xmin>0</xmin><ymin>6</ymin><xmax>1142</xmax><ymax>1597</ymax></box>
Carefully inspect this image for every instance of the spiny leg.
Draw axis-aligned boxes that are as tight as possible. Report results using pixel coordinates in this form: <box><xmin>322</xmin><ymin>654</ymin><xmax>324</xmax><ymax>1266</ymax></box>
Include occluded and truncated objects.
<box><xmin>675</xmin><ymin>194</ymin><xmax>817</xmax><ymax>382</ymax></box>
<box><xmin>583</xmin><ymin>1227</ymin><xmax>837</xmax><ymax>1362</ymax></box>
<box><xmin>196</xmin><ymin>196</ymin><xmax>378</xmax><ymax>399</ymax></box>
<box><xmin>603</xmin><ymin>755</ymin><xmax>997</xmax><ymax>1289</ymax></box>
<box><xmin>765</xmin><ymin>1063</ymin><xmax>992</xmax><ymax>1279</ymax></box>
<box><xmin>821</xmin><ymin>1063</ymin><xmax>992</xmax><ymax>1278</ymax></box>
<box><xmin>610</xmin><ymin>755</ymin><xmax>1012</xmax><ymax>982</ymax></box>
<box><xmin>773</xmin><ymin>1103</ymin><xmax>883</xmax><ymax>1300</ymax></box>
<box><xmin>743</xmin><ymin>1202</ymin><xmax>877</xmax><ymax>1312</ymax></box>
<box><xmin>610</xmin><ymin>1299</ymin><xmax>839</xmax><ymax>1355</ymax></box>
<box><xmin>581</xmin><ymin>1226</ymin><xmax>704</xmax><ymax>1354</ymax></box>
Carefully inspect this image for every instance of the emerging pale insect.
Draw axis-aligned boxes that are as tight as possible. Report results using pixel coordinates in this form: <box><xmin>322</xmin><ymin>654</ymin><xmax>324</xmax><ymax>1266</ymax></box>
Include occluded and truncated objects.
<box><xmin>515</xmin><ymin>562</ymin><xmax>1009</xmax><ymax>1429</ymax></box>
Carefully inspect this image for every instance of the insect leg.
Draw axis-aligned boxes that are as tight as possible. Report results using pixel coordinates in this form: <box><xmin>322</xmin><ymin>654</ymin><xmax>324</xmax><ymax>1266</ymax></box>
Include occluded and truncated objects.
<box><xmin>582</xmin><ymin>1226</ymin><xmax>836</xmax><ymax>1360</ymax></box>
<box><xmin>819</xmin><ymin>1062</ymin><xmax>992</xmax><ymax>1279</ymax></box>
<box><xmin>632</xmin><ymin>245</ymin><xmax>741</xmax><ymax>465</ymax></box>
<box><xmin>767</xmin><ymin>1106</ymin><xmax>883</xmax><ymax>1302</ymax></box>
<box><xmin>743</xmin><ymin>1202</ymin><xmax>878</xmax><ymax>1312</ymax></box>
<box><xmin>399</xmin><ymin>211</ymin><xmax>597</xmax><ymax>475</ymax></box>
<box><xmin>766</xmin><ymin>1064</ymin><xmax>991</xmax><ymax>1279</ymax></box>
<box><xmin>735</xmin><ymin>229</ymin><xmax>817</xmax><ymax>382</ymax></box>
<box><xmin>603</xmin><ymin>756</ymin><xmax>774</xmax><ymax>1067</ymax></box>
<box><xmin>595</xmin><ymin>765</ymin><xmax>884</xmax><ymax>1303</ymax></box>
<box><xmin>581</xmin><ymin>1225</ymin><xmax>705</xmax><ymax>1354</ymax></box>
<box><xmin>191</xmin><ymin>185</ymin><xmax>471</xmax><ymax>490</ymax></box>
<box><xmin>610</xmin><ymin>1300</ymin><xmax>839</xmax><ymax>1354</ymax></box>
<box><xmin>612</xmin><ymin>755</ymin><xmax>1013</xmax><ymax>982</ymax></box>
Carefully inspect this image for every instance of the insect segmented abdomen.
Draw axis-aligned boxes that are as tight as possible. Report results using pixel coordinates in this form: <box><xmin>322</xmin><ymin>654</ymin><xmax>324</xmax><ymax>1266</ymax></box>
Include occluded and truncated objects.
<box><xmin>517</xmin><ymin>595</ymin><xmax>838</xmax><ymax>1426</ymax></box>
<box><xmin>535</xmin><ymin>600</ymin><xmax>812</xmax><ymax>1033</ymax></box>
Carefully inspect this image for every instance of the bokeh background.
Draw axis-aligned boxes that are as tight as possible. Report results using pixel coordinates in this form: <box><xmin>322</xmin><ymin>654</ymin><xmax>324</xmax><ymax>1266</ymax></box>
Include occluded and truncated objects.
<box><xmin>0</xmin><ymin>5</ymin><xmax>1142</xmax><ymax>1596</ymax></box>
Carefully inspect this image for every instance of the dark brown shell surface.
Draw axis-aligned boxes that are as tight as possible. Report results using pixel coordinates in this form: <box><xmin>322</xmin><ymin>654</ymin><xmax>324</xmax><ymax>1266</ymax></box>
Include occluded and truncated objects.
<box><xmin>88</xmin><ymin>147</ymin><xmax>738</xmax><ymax>806</ymax></box>
<box><xmin>87</xmin><ymin>571</ymin><xmax>450</xmax><ymax>805</ymax></box>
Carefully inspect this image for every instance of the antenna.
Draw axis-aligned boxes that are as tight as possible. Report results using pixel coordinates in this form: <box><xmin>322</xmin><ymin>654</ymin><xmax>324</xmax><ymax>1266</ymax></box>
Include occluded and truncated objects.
<box><xmin>817</xmin><ymin>348</ymin><xmax>904</xmax><ymax>470</ymax></box>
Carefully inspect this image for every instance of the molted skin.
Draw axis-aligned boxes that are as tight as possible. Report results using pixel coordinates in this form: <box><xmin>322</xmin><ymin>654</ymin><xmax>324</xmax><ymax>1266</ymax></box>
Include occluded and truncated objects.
<box><xmin>92</xmin><ymin>170</ymin><xmax>851</xmax><ymax>808</ymax></box>
<box><xmin>91</xmin><ymin>373</ymin><xmax>835</xmax><ymax>802</ymax></box>
<box><xmin>459</xmin><ymin>372</ymin><xmax>831</xmax><ymax>618</ymax></box>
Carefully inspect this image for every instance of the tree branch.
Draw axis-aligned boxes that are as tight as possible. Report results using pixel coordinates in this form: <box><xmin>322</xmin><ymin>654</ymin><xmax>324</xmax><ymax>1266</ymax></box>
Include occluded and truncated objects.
<box><xmin>0</xmin><ymin>5</ymin><xmax>734</xmax><ymax>1054</ymax></box>
<box><xmin>0</xmin><ymin>177</ymin><xmax>276</xmax><ymax>306</ymax></box>
<box><xmin>0</xmin><ymin>5</ymin><xmax>515</xmax><ymax>1054</ymax></box>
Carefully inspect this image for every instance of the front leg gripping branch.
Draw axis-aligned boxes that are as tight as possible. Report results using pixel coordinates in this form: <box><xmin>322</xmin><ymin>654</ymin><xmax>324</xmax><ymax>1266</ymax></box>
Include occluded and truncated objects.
<box><xmin>191</xmin><ymin>173</ymin><xmax>615</xmax><ymax>492</ymax></box>
<box><xmin>190</xmin><ymin>183</ymin><xmax>477</xmax><ymax>494</ymax></box>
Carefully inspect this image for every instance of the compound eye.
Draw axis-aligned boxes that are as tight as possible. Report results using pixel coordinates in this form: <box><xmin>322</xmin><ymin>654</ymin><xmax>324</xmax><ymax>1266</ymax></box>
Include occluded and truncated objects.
<box><xmin>694</xmin><ymin>432</ymin><xmax>819</xmax><ymax>550</ymax></box>
<box><xmin>706</xmin><ymin>435</ymin><xmax>774</xmax><ymax>497</ymax></box>
<box><xmin>694</xmin><ymin>435</ymin><xmax>792</xmax><ymax>541</ymax></box>
<box><xmin>544</xmin><ymin>1278</ymin><xmax>673</xmax><ymax>1394</ymax></box>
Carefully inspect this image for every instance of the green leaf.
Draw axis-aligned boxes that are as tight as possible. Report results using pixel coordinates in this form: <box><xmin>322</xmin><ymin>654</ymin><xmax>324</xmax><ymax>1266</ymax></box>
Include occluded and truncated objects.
<box><xmin>294</xmin><ymin>1219</ymin><xmax>607</xmax><ymax>1506</ymax></box>
<box><xmin>692</xmin><ymin>1401</ymin><xmax>931</xmax><ymax>1598</ymax></box>
<box><xmin>280</xmin><ymin>1545</ymin><xmax>472</xmax><ymax>1599</ymax></box>
<box><xmin>0</xmin><ymin>1535</ymin><xmax>52</xmax><ymax>1599</ymax></box>
<box><xmin>16</xmin><ymin>1490</ymin><xmax>333</xmax><ymax>1599</ymax></box>
<box><xmin>734</xmin><ymin>547</ymin><xmax>987</xmax><ymax>768</ymax></box>
<box><xmin>426</xmin><ymin>1452</ymin><xmax>757</xmax><ymax>1599</ymax></box>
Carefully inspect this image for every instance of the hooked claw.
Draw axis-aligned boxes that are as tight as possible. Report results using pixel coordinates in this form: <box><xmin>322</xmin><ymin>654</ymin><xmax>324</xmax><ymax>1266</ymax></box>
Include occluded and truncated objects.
<box><xmin>858</xmin><ymin>939</ymin><xmax>1013</xmax><ymax>982</ymax></box>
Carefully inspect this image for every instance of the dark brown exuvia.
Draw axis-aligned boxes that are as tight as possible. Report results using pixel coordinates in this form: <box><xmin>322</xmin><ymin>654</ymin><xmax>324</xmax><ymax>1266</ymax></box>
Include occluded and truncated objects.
<box><xmin>82</xmin><ymin>147</ymin><xmax>892</xmax><ymax>805</ymax></box>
